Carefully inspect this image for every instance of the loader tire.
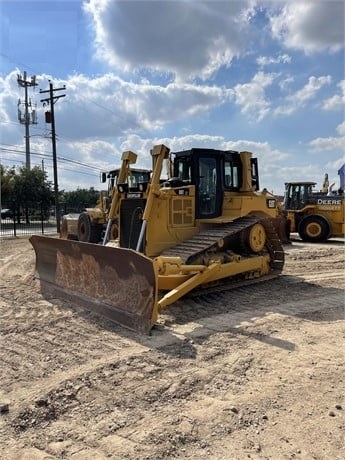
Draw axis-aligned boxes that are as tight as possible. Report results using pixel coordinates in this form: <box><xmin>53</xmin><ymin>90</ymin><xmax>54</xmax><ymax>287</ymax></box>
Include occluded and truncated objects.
<box><xmin>77</xmin><ymin>212</ymin><xmax>103</xmax><ymax>243</ymax></box>
<box><xmin>60</xmin><ymin>216</ymin><xmax>78</xmax><ymax>240</ymax></box>
<box><xmin>298</xmin><ymin>215</ymin><xmax>330</xmax><ymax>243</ymax></box>
<box><xmin>109</xmin><ymin>220</ymin><xmax>119</xmax><ymax>240</ymax></box>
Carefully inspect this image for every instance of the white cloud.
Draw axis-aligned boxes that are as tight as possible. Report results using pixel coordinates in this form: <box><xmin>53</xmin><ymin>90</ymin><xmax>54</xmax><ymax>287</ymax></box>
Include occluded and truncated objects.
<box><xmin>309</xmin><ymin>136</ymin><xmax>345</xmax><ymax>152</ymax></box>
<box><xmin>322</xmin><ymin>80</ymin><xmax>345</xmax><ymax>111</ymax></box>
<box><xmin>83</xmin><ymin>0</ymin><xmax>256</xmax><ymax>81</ymax></box>
<box><xmin>278</xmin><ymin>75</ymin><xmax>294</xmax><ymax>91</ymax></box>
<box><xmin>269</xmin><ymin>1</ymin><xmax>345</xmax><ymax>54</ymax></box>
<box><xmin>233</xmin><ymin>71</ymin><xmax>277</xmax><ymax>121</ymax></box>
<box><xmin>62</xmin><ymin>74</ymin><xmax>233</xmax><ymax>138</ymax></box>
<box><xmin>256</xmin><ymin>54</ymin><xmax>291</xmax><ymax>67</ymax></box>
<box><xmin>336</xmin><ymin>121</ymin><xmax>345</xmax><ymax>137</ymax></box>
<box><xmin>288</xmin><ymin>75</ymin><xmax>332</xmax><ymax>104</ymax></box>
<box><xmin>0</xmin><ymin>71</ymin><xmax>233</xmax><ymax>144</ymax></box>
<box><xmin>83</xmin><ymin>0</ymin><xmax>344</xmax><ymax>82</ymax></box>
<box><xmin>274</xmin><ymin>75</ymin><xmax>332</xmax><ymax>116</ymax></box>
<box><xmin>309</xmin><ymin>121</ymin><xmax>345</xmax><ymax>153</ymax></box>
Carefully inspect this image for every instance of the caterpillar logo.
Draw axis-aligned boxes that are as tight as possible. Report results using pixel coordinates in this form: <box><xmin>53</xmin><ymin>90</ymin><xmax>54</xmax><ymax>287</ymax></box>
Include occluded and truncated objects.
<box><xmin>266</xmin><ymin>199</ymin><xmax>276</xmax><ymax>208</ymax></box>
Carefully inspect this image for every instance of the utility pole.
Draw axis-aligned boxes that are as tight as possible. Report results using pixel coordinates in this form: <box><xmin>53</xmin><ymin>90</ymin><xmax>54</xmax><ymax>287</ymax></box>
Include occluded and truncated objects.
<box><xmin>17</xmin><ymin>71</ymin><xmax>38</xmax><ymax>169</ymax></box>
<box><xmin>40</xmin><ymin>81</ymin><xmax>66</xmax><ymax>233</ymax></box>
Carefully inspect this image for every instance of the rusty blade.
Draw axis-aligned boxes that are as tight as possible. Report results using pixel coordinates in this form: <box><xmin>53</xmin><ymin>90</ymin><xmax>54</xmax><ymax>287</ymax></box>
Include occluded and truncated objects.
<box><xmin>29</xmin><ymin>235</ymin><xmax>157</xmax><ymax>334</ymax></box>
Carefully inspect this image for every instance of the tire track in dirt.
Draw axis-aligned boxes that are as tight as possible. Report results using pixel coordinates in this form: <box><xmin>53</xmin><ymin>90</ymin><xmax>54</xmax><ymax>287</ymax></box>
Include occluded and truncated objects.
<box><xmin>3</xmin><ymin>285</ymin><xmax>343</xmax><ymax>460</ymax></box>
<box><xmin>2</xmin><ymin>269</ymin><xmax>342</xmax><ymax>407</ymax></box>
<box><xmin>1</xmin><ymin>237</ymin><xmax>344</xmax><ymax>459</ymax></box>
<box><xmin>2</xmin><ymin>268</ymin><xmax>342</xmax><ymax>394</ymax></box>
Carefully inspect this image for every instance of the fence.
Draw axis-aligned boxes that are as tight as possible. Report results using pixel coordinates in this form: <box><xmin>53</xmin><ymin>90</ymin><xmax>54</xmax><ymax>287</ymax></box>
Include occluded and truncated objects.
<box><xmin>0</xmin><ymin>203</ymin><xmax>57</xmax><ymax>238</ymax></box>
<box><xmin>0</xmin><ymin>208</ymin><xmax>56</xmax><ymax>239</ymax></box>
<box><xmin>0</xmin><ymin>219</ymin><xmax>58</xmax><ymax>238</ymax></box>
<box><xmin>0</xmin><ymin>201</ymin><xmax>86</xmax><ymax>239</ymax></box>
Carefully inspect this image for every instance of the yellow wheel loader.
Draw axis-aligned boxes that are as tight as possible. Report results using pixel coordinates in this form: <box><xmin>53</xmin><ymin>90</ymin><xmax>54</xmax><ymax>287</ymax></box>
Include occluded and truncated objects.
<box><xmin>60</xmin><ymin>150</ymin><xmax>151</xmax><ymax>244</ymax></box>
<box><xmin>283</xmin><ymin>170</ymin><xmax>345</xmax><ymax>242</ymax></box>
<box><xmin>30</xmin><ymin>144</ymin><xmax>288</xmax><ymax>333</ymax></box>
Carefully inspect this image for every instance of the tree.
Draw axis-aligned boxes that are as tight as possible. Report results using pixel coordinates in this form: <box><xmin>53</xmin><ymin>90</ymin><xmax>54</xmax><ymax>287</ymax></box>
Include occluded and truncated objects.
<box><xmin>0</xmin><ymin>164</ymin><xmax>16</xmax><ymax>205</ymax></box>
<box><xmin>61</xmin><ymin>187</ymin><xmax>100</xmax><ymax>212</ymax></box>
<box><xmin>12</xmin><ymin>166</ymin><xmax>53</xmax><ymax>223</ymax></box>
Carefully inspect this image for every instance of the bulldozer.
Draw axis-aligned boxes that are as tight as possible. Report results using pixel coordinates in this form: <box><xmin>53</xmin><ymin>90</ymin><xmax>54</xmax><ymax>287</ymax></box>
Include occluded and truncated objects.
<box><xmin>60</xmin><ymin>151</ymin><xmax>151</xmax><ymax>243</ymax></box>
<box><xmin>30</xmin><ymin>144</ymin><xmax>288</xmax><ymax>333</ymax></box>
<box><xmin>282</xmin><ymin>167</ymin><xmax>345</xmax><ymax>242</ymax></box>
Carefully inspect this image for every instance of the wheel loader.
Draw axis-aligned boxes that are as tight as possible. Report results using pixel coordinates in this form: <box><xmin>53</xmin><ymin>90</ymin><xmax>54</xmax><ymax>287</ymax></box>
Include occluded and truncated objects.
<box><xmin>283</xmin><ymin>167</ymin><xmax>345</xmax><ymax>242</ymax></box>
<box><xmin>60</xmin><ymin>150</ymin><xmax>151</xmax><ymax>243</ymax></box>
<box><xmin>30</xmin><ymin>144</ymin><xmax>288</xmax><ymax>333</ymax></box>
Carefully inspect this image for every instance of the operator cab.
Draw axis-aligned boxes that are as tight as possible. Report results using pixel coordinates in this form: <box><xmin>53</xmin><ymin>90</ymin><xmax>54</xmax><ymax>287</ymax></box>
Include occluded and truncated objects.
<box><xmin>171</xmin><ymin>148</ymin><xmax>257</xmax><ymax>219</ymax></box>
<box><xmin>283</xmin><ymin>182</ymin><xmax>316</xmax><ymax>210</ymax></box>
<box><xmin>101</xmin><ymin>168</ymin><xmax>151</xmax><ymax>194</ymax></box>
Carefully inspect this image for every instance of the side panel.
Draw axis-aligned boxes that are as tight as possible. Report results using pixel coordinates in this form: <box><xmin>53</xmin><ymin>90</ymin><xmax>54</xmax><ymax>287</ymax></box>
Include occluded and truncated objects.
<box><xmin>222</xmin><ymin>194</ymin><xmax>280</xmax><ymax>220</ymax></box>
<box><xmin>313</xmin><ymin>197</ymin><xmax>344</xmax><ymax>231</ymax></box>
<box><xmin>145</xmin><ymin>187</ymin><xmax>198</xmax><ymax>257</ymax></box>
<box><xmin>170</xmin><ymin>191</ymin><xmax>195</xmax><ymax>227</ymax></box>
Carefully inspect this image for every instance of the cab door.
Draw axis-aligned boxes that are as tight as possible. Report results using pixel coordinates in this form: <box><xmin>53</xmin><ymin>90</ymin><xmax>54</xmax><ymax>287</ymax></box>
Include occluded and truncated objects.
<box><xmin>195</xmin><ymin>155</ymin><xmax>222</xmax><ymax>219</ymax></box>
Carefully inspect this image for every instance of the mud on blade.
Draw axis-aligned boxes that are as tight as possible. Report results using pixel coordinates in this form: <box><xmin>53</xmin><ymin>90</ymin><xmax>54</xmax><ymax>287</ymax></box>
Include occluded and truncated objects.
<box><xmin>30</xmin><ymin>235</ymin><xmax>158</xmax><ymax>334</ymax></box>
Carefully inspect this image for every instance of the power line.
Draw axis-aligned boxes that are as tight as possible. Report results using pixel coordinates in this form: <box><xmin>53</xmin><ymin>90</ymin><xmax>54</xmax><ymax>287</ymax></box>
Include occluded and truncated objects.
<box><xmin>0</xmin><ymin>144</ymin><xmax>104</xmax><ymax>171</ymax></box>
<box><xmin>0</xmin><ymin>156</ymin><xmax>99</xmax><ymax>178</ymax></box>
<box><xmin>0</xmin><ymin>52</ymin><xmax>38</xmax><ymax>76</ymax></box>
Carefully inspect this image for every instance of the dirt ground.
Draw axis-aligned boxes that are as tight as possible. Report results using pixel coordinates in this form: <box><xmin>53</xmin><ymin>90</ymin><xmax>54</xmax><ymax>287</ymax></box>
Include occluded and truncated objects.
<box><xmin>0</xmin><ymin>235</ymin><xmax>344</xmax><ymax>460</ymax></box>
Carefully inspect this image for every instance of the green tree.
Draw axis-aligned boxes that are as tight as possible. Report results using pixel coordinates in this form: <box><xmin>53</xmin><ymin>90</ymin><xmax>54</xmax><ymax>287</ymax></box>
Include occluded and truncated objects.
<box><xmin>0</xmin><ymin>164</ymin><xmax>16</xmax><ymax>205</ymax></box>
<box><xmin>61</xmin><ymin>187</ymin><xmax>100</xmax><ymax>212</ymax></box>
<box><xmin>12</xmin><ymin>166</ymin><xmax>53</xmax><ymax>223</ymax></box>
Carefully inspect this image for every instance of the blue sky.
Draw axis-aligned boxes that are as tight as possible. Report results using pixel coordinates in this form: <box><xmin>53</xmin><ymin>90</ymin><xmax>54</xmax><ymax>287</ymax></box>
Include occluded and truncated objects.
<box><xmin>0</xmin><ymin>0</ymin><xmax>344</xmax><ymax>195</ymax></box>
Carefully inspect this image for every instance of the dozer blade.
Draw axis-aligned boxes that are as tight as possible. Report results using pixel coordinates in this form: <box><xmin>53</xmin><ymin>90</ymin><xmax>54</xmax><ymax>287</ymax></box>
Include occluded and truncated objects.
<box><xmin>30</xmin><ymin>235</ymin><xmax>158</xmax><ymax>334</ymax></box>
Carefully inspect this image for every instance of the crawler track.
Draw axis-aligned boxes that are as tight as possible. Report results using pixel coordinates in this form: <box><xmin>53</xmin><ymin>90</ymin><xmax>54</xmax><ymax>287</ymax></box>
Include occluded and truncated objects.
<box><xmin>162</xmin><ymin>215</ymin><xmax>284</xmax><ymax>276</ymax></box>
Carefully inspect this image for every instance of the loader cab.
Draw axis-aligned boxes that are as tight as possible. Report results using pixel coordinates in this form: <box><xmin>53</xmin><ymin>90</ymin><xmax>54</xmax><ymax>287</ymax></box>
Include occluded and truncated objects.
<box><xmin>102</xmin><ymin>168</ymin><xmax>151</xmax><ymax>194</ymax></box>
<box><xmin>172</xmin><ymin>148</ymin><xmax>242</xmax><ymax>219</ymax></box>
<box><xmin>283</xmin><ymin>182</ymin><xmax>316</xmax><ymax>210</ymax></box>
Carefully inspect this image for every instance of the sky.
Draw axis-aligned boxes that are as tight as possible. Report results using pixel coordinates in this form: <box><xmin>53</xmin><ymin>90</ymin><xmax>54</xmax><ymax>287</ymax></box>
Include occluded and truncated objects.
<box><xmin>0</xmin><ymin>0</ymin><xmax>344</xmax><ymax>195</ymax></box>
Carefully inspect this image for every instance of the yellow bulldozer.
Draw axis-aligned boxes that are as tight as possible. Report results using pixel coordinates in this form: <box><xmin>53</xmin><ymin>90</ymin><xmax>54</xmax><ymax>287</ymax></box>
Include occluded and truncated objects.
<box><xmin>30</xmin><ymin>144</ymin><xmax>289</xmax><ymax>333</ymax></box>
<box><xmin>60</xmin><ymin>151</ymin><xmax>151</xmax><ymax>243</ymax></box>
<box><xmin>282</xmin><ymin>167</ymin><xmax>345</xmax><ymax>242</ymax></box>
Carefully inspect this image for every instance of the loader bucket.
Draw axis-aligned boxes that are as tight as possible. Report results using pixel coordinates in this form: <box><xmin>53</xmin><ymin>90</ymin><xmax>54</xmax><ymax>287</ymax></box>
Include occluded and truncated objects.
<box><xmin>29</xmin><ymin>235</ymin><xmax>158</xmax><ymax>334</ymax></box>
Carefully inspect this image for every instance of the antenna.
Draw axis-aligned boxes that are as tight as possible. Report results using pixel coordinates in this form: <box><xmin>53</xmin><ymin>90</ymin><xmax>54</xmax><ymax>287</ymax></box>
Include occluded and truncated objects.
<box><xmin>17</xmin><ymin>71</ymin><xmax>38</xmax><ymax>169</ymax></box>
